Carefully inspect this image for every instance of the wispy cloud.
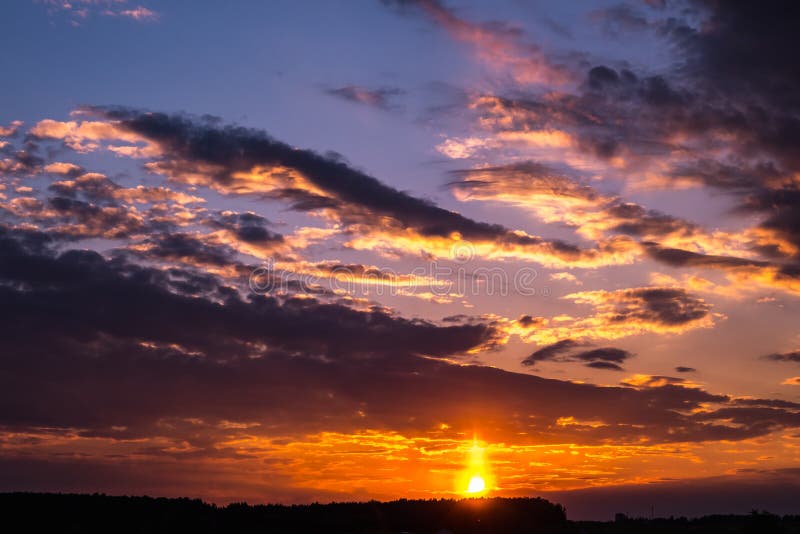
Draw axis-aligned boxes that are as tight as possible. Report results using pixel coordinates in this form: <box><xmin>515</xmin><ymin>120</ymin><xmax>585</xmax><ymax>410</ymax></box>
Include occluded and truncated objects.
<box><xmin>325</xmin><ymin>85</ymin><xmax>405</xmax><ymax>110</ymax></box>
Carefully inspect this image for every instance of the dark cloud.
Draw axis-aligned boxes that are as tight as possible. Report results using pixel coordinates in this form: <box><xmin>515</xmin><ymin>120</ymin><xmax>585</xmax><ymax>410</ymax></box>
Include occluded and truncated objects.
<box><xmin>0</xmin><ymin>225</ymin><xmax>496</xmax><ymax>362</ymax></box>
<box><xmin>47</xmin><ymin>196</ymin><xmax>147</xmax><ymax>239</ymax></box>
<box><xmin>575</xmin><ymin>0</ymin><xmax>800</xmax><ymax>174</ymax></box>
<box><xmin>94</xmin><ymin>107</ymin><xmax>502</xmax><ymax>239</ymax></box>
<box><xmin>739</xmin><ymin>188</ymin><xmax>800</xmax><ymax>260</ymax></box>
<box><xmin>206</xmin><ymin>211</ymin><xmax>284</xmax><ymax>246</ymax></box>
<box><xmin>523</xmin><ymin>340</ymin><xmax>633</xmax><ymax>371</ymax></box>
<box><xmin>626</xmin><ymin>288</ymin><xmax>708</xmax><ymax>324</ymax></box>
<box><xmin>642</xmin><ymin>244</ymin><xmax>765</xmax><ymax>269</ymax></box>
<box><xmin>600</xmin><ymin>0</ymin><xmax>800</xmax><ymax>263</ymax></box>
<box><xmin>73</xmin><ymin>107</ymin><xmax>622</xmax><ymax>266</ymax></box>
<box><xmin>675</xmin><ymin>366</ymin><xmax>697</xmax><ymax>373</ymax></box>
<box><xmin>585</xmin><ymin>361</ymin><xmax>625</xmax><ymax>371</ymax></box>
<box><xmin>0</xmin><ymin>145</ymin><xmax>45</xmax><ymax>176</ymax></box>
<box><xmin>0</xmin><ymin>225</ymin><xmax>796</xmax><ymax>447</ymax></box>
<box><xmin>455</xmin><ymin>0</ymin><xmax>800</xmax><ymax>277</ymax></box>
<box><xmin>582</xmin><ymin>287</ymin><xmax>711</xmax><ymax>327</ymax></box>
<box><xmin>692</xmin><ymin>405</ymin><xmax>800</xmax><ymax>435</ymax></box>
<box><xmin>762</xmin><ymin>351</ymin><xmax>800</xmax><ymax>364</ymax></box>
<box><xmin>644</xmin><ymin>243</ymin><xmax>800</xmax><ymax>294</ymax></box>
<box><xmin>448</xmin><ymin>162</ymin><xmax>601</xmax><ymax>203</ymax></box>
<box><xmin>467</xmin><ymin>65</ymin><xmax>691</xmax><ymax>161</ymax></box>
<box><xmin>9</xmin><ymin>149</ymin><xmax>44</xmax><ymax>172</ymax></box>
<box><xmin>523</xmin><ymin>339</ymin><xmax>584</xmax><ymax>364</ymax></box>
<box><xmin>0</xmin><ymin>186</ymin><xmax>198</xmax><ymax>244</ymax></box>
<box><xmin>517</xmin><ymin>314</ymin><xmax>546</xmax><ymax>328</ymax></box>
<box><xmin>325</xmin><ymin>85</ymin><xmax>405</xmax><ymax>110</ymax></box>
<box><xmin>401</xmin><ymin>1</ymin><xmax>800</xmax><ymax>267</ymax></box>
<box><xmin>734</xmin><ymin>397</ymin><xmax>800</xmax><ymax>410</ymax></box>
<box><xmin>677</xmin><ymin>1</ymin><xmax>800</xmax><ymax>129</ymax></box>
<box><xmin>1</xmin><ymin>137</ymin><xmax>283</xmax><ymax>262</ymax></box>
<box><xmin>48</xmin><ymin>172</ymin><xmax>119</xmax><ymax>202</ymax></box>
<box><xmin>134</xmin><ymin>232</ymin><xmax>237</xmax><ymax>267</ymax></box>
<box><xmin>574</xmin><ymin>347</ymin><xmax>630</xmax><ymax>363</ymax></box>
<box><xmin>605</xmin><ymin>203</ymin><xmax>696</xmax><ymax>238</ymax></box>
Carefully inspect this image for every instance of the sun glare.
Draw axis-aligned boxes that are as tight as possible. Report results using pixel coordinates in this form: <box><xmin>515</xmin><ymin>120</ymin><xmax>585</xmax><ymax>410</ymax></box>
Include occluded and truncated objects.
<box><xmin>467</xmin><ymin>474</ymin><xmax>486</xmax><ymax>494</ymax></box>
<box><xmin>460</xmin><ymin>437</ymin><xmax>491</xmax><ymax>495</ymax></box>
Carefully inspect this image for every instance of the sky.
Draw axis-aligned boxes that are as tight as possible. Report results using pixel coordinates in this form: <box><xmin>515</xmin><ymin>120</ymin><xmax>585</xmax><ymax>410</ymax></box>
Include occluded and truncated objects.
<box><xmin>1</xmin><ymin>0</ymin><xmax>800</xmax><ymax>520</ymax></box>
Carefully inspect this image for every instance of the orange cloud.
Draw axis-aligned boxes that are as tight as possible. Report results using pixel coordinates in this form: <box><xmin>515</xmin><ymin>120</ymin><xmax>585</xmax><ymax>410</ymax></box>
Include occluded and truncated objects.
<box><xmin>411</xmin><ymin>0</ymin><xmax>571</xmax><ymax>86</ymax></box>
<box><xmin>43</xmin><ymin>161</ymin><xmax>82</xmax><ymax>175</ymax></box>
<box><xmin>0</xmin><ymin>120</ymin><xmax>23</xmax><ymax>137</ymax></box>
<box><xmin>30</xmin><ymin>119</ymin><xmax>160</xmax><ymax>155</ymax></box>
<box><xmin>507</xmin><ymin>287</ymin><xmax>717</xmax><ymax>346</ymax></box>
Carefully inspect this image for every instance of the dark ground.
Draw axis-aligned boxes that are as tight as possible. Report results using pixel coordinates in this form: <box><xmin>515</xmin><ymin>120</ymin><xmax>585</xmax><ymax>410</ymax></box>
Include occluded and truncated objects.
<box><xmin>1</xmin><ymin>493</ymin><xmax>798</xmax><ymax>533</ymax></box>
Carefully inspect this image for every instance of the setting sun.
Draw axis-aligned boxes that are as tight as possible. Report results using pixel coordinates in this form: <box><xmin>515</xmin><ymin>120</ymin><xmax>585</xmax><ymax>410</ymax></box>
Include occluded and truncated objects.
<box><xmin>467</xmin><ymin>475</ymin><xmax>486</xmax><ymax>494</ymax></box>
<box><xmin>459</xmin><ymin>438</ymin><xmax>492</xmax><ymax>495</ymax></box>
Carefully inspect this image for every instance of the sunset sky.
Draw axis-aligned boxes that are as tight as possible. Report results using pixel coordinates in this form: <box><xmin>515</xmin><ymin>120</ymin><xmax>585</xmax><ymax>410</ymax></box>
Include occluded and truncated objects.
<box><xmin>1</xmin><ymin>0</ymin><xmax>800</xmax><ymax>519</ymax></box>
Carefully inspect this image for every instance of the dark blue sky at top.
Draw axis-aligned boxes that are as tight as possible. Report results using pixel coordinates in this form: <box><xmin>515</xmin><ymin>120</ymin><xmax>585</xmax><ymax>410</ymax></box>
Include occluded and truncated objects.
<box><xmin>1</xmin><ymin>0</ymin><xmax>677</xmax><ymax>200</ymax></box>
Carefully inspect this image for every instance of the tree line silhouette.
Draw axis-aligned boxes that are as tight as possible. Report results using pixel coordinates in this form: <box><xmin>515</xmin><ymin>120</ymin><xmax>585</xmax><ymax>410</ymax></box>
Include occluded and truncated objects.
<box><xmin>1</xmin><ymin>493</ymin><xmax>798</xmax><ymax>533</ymax></box>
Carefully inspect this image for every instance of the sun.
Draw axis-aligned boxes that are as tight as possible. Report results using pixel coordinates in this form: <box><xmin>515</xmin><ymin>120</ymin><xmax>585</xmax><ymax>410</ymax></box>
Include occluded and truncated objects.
<box><xmin>459</xmin><ymin>437</ymin><xmax>492</xmax><ymax>495</ymax></box>
<box><xmin>466</xmin><ymin>474</ymin><xmax>486</xmax><ymax>494</ymax></box>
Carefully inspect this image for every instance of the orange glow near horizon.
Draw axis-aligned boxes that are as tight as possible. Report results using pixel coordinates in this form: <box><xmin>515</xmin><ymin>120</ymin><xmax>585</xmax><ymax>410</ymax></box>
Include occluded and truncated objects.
<box><xmin>2</xmin><ymin>426</ymin><xmax>799</xmax><ymax>503</ymax></box>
